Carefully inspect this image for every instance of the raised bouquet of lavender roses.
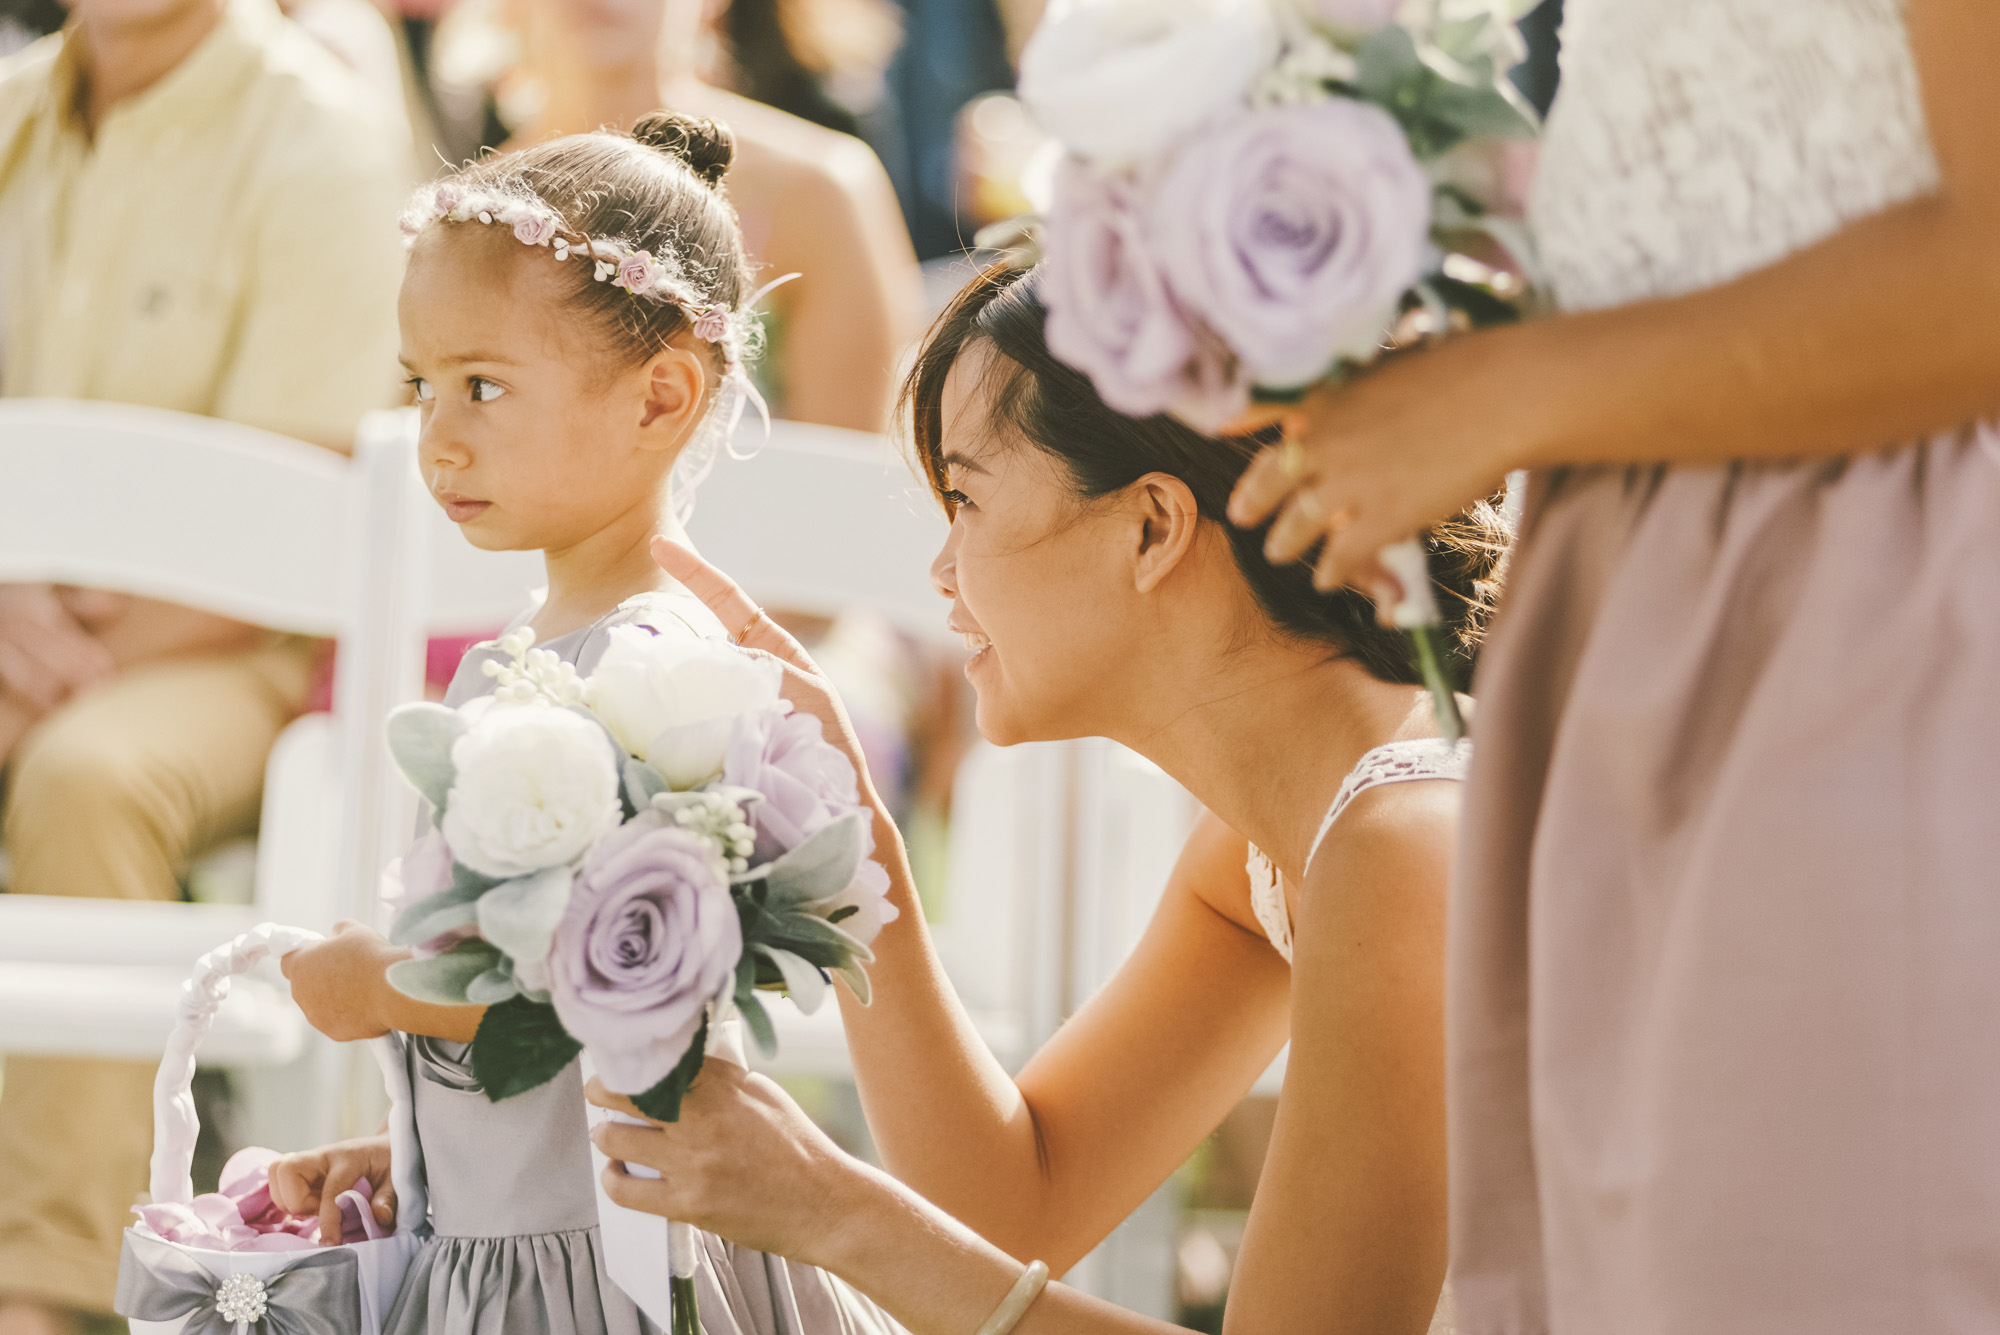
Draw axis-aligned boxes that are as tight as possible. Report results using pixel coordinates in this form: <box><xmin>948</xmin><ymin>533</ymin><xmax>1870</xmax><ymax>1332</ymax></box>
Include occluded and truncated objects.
<box><xmin>379</xmin><ymin>625</ymin><xmax>896</xmax><ymax>1118</ymax></box>
<box><xmin>1017</xmin><ymin>0</ymin><xmax>1543</xmax><ymax>737</ymax></box>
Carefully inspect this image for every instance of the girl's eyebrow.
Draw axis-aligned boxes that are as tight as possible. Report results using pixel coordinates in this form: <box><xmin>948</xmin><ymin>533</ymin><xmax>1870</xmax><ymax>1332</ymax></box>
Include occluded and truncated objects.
<box><xmin>940</xmin><ymin>451</ymin><xmax>989</xmax><ymax>475</ymax></box>
<box><xmin>398</xmin><ymin>352</ymin><xmax>520</xmax><ymax>370</ymax></box>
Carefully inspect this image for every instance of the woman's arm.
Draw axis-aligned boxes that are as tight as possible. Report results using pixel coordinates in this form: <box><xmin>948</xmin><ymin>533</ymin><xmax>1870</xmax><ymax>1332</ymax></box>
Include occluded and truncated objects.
<box><xmin>1221</xmin><ymin>781</ymin><xmax>1453</xmax><ymax>1335</ymax></box>
<box><xmin>1231</xmin><ymin>0</ymin><xmax>2000</xmax><ymax>588</ymax></box>
<box><xmin>843</xmin><ymin>811</ymin><xmax>1291</xmax><ymax>1269</ymax></box>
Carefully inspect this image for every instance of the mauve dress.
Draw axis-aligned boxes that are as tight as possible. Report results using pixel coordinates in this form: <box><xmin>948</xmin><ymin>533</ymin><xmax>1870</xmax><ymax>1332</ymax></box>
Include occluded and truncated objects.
<box><xmin>385</xmin><ymin>590</ymin><xmax>905</xmax><ymax>1335</ymax></box>
<box><xmin>1448</xmin><ymin>2</ymin><xmax>2000</xmax><ymax>1333</ymax></box>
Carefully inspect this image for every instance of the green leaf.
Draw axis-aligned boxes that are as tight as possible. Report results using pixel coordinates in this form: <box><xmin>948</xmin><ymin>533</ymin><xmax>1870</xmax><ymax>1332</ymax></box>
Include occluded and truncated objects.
<box><xmin>466</xmin><ymin>965</ymin><xmax>523</xmax><ymax>1005</ymax></box>
<box><xmin>761</xmin><ymin>909</ymin><xmax>872</xmax><ymax>968</ymax></box>
<box><xmin>386</xmin><ymin>703</ymin><xmax>466</xmax><ymax>813</ymax></box>
<box><xmin>385</xmin><ymin>939</ymin><xmax>500</xmax><ymax>1005</ymax></box>
<box><xmin>628</xmin><ymin>1015</ymin><xmax>709</xmax><ymax>1122</ymax></box>
<box><xmin>836</xmin><ymin>957</ymin><xmax>872</xmax><ymax>1006</ymax></box>
<box><xmin>387</xmin><ymin>880</ymin><xmax>483</xmax><ymax>948</ymax></box>
<box><xmin>471</xmin><ymin>995</ymin><xmax>582</xmax><ymax>1101</ymax></box>
<box><xmin>475</xmin><ymin>865</ymin><xmax>573</xmax><ymax>968</ymax></box>
<box><xmin>622</xmin><ymin>756</ymin><xmax>667</xmax><ymax>817</ymax></box>
<box><xmin>758</xmin><ymin>946</ymin><xmax>827</xmax><ymax>1014</ymax></box>
<box><xmin>757</xmin><ymin>813</ymin><xmax>866</xmax><ymax>910</ymax></box>
<box><xmin>735</xmin><ymin>993</ymin><xmax>777</xmax><ymax>1058</ymax></box>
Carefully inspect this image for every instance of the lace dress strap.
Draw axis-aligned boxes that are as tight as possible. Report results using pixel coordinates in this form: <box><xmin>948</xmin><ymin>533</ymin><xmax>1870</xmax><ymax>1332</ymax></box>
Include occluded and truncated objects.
<box><xmin>1246</xmin><ymin>738</ymin><xmax>1472</xmax><ymax>963</ymax></box>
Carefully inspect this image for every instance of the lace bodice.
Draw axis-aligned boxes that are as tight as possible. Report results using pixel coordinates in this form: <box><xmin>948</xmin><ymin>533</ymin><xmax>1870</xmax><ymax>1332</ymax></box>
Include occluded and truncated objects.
<box><xmin>1528</xmin><ymin>0</ymin><xmax>1937</xmax><ymax>314</ymax></box>
<box><xmin>1247</xmin><ymin>738</ymin><xmax>1471</xmax><ymax>963</ymax></box>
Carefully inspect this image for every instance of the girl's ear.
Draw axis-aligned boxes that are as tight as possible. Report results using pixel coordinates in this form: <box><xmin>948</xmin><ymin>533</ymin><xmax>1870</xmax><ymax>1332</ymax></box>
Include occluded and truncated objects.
<box><xmin>1129</xmin><ymin>472</ymin><xmax>1203</xmax><ymax>594</ymax></box>
<box><xmin>637</xmin><ymin>343</ymin><xmax>708</xmax><ymax>448</ymax></box>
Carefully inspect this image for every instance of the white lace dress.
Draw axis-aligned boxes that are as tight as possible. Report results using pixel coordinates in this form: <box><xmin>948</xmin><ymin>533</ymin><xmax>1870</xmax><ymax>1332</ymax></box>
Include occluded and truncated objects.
<box><xmin>1452</xmin><ymin>3</ymin><xmax>2000</xmax><ymax>1332</ymax></box>
<box><xmin>1244</xmin><ymin>737</ymin><xmax>1470</xmax><ymax>1335</ymax></box>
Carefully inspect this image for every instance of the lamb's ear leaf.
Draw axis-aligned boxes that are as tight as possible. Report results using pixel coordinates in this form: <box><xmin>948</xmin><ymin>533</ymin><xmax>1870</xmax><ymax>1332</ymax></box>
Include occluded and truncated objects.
<box><xmin>386</xmin><ymin>703</ymin><xmax>466</xmax><ymax>812</ymax></box>
<box><xmin>758</xmin><ymin>946</ymin><xmax>827</xmax><ymax>1015</ymax></box>
<box><xmin>384</xmin><ymin>939</ymin><xmax>500</xmax><ymax>1006</ymax></box>
<box><xmin>734</xmin><ymin>993</ymin><xmax>777</xmax><ymax>1059</ymax></box>
<box><xmin>760</xmin><ymin>814</ymin><xmax>865</xmax><ymax>911</ymax></box>
<box><xmin>466</xmin><ymin>966</ymin><xmax>523</xmax><ymax>1005</ymax></box>
<box><xmin>836</xmin><ymin>957</ymin><xmax>872</xmax><ymax>1007</ymax></box>
<box><xmin>628</xmin><ymin>1015</ymin><xmax>710</xmax><ymax>1123</ymax></box>
<box><xmin>622</xmin><ymin>757</ymin><xmax>667</xmax><ymax>817</ymax></box>
<box><xmin>387</xmin><ymin>880</ymin><xmax>483</xmax><ymax>948</ymax></box>
<box><xmin>762</xmin><ymin>910</ymin><xmax>872</xmax><ymax>970</ymax></box>
<box><xmin>470</xmin><ymin>995</ymin><xmax>581</xmax><ymax>1102</ymax></box>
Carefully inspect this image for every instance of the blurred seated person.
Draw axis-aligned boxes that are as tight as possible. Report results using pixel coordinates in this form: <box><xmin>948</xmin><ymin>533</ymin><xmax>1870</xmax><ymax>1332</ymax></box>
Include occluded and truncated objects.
<box><xmin>0</xmin><ymin>0</ymin><xmax>405</xmax><ymax>1324</ymax></box>
<box><xmin>492</xmin><ymin>0</ymin><xmax>921</xmax><ymax>431</ymax></box>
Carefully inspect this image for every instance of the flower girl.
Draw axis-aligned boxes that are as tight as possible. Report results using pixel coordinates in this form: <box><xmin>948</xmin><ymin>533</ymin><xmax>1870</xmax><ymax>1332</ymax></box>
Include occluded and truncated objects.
<box><xmin>271</xmin><ymin>112</ymin><xmax>901</xmax><ymax>1335</ymax></box>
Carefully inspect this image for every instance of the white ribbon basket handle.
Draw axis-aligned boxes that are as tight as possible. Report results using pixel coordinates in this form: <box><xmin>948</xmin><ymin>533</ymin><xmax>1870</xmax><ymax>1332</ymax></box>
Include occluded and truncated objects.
<box><xmin>147</xmin><ymin>923</ymin><xmax>428</xmax><ymax>1227</ymax></box>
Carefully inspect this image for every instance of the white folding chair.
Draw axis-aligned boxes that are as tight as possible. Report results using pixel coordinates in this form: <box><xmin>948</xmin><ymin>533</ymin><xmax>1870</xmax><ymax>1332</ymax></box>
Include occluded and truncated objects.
<box><xmin>0</xmin><ymin>400</ymin><xmax>426</xmax><ymax>1148</ymax></box>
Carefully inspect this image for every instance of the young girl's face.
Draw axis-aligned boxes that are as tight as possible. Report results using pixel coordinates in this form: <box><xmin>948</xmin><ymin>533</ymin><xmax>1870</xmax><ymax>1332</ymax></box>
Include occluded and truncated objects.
<box><xmin>929</xmin><ymin>346</ymin><xmax>1148</xmax><ymax>746</ymax></box>
<box><xmin>399</xmin><ymin>230</ymin><xmax>680</xmax><ymax>554</ymax></box>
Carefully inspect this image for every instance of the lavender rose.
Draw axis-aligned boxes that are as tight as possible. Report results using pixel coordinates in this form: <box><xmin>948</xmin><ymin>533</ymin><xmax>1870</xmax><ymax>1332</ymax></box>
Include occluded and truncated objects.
<box><xmin>1041</xmin><ymin>158</ymin><xmax>1246</xmax><ymax>429</ymax></box>
<box><xmin>721</xmin><ymin>708</ymin><xmax>899</xmax><ymax>945</ymax></box>
<box><xmin>1151</xmin><ymin>99</ymin><xmax>1431</xmax><ymax>390</ymax></box>
<box><xmin>547</xmin><ymin>815</ymin><xmax>741</xmax><ymax>1093</ymax></box>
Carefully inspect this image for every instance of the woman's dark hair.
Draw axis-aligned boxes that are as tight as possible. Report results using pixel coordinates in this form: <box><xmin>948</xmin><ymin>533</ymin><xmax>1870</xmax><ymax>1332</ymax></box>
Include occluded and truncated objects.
<box><xmin>720</xmin><ymin>0</ymin><xmax>902</xmax><ymax>139</ymax></box>
<box><xmin>902</xmin><ymin>266</ymin><xmax>1509</xmax><ymax>686</ymax></box>
<box><xmin>441</xmin><ymin>111</ymin><xmax>754</xmax><ymax>368</ymax></box>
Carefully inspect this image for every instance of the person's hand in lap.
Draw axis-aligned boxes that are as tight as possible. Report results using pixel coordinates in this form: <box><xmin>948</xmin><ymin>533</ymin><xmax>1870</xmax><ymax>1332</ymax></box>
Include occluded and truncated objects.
<box><xmin>0</xmin><ymin>583</ymin><xmax>115</xmax><ymax>712</ymax></box>
<box><xmin>270</xmin><ymin>1135</ymin><xmax>397</xmax><ymax>1243</ymax></box>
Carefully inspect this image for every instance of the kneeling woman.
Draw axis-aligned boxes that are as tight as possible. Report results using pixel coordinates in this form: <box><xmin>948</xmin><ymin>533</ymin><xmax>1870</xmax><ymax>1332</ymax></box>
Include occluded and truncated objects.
<box><xmin>595</xmin><ymin>267</ymin><xmax>1506</xmax><ymax>1335</ymax></box>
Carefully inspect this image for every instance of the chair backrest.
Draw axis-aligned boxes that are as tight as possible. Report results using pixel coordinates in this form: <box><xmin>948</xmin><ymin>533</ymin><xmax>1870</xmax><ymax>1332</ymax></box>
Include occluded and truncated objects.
<box><xmin>0</xmin><ymin>398</ymin><xmax>424</xmax><ymax>925</ymax></box>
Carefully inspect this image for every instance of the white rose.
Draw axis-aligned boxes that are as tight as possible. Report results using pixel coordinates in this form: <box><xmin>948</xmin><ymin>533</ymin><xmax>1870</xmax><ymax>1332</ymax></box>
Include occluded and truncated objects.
<box><xmin>1019</xmin><ymin>0</ymin><xmax>1280</xmax><ymax>169</ymax></box>
<box><xmin>440</xmin><ymin>704</ymin><xmax>622</xmax><ymax>879</ymax></box>
<box><xmin>587</xmin><ymin>626</ymin><xmax>784</xmax><ymax>790</ymax></box>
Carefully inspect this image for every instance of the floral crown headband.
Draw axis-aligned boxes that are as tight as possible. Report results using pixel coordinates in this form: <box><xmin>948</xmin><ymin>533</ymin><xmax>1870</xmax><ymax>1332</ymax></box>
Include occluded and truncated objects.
<box><xmin>401</xmin><ymin>180</ymin><xmax>797</xmax><ymax>525</ymax></box>
<box><xmin>400</xmin><ymin>182</ymin><xmax>796</xmax><ymax>371</ymax></box>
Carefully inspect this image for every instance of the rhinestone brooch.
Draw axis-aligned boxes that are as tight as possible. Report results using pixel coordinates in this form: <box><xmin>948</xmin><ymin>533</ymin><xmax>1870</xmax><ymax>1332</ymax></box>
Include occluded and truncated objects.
<box><xmin>214</xmin><ymin>1272</ymin><xmax>269</xmax><ymax>1324</ymax></box>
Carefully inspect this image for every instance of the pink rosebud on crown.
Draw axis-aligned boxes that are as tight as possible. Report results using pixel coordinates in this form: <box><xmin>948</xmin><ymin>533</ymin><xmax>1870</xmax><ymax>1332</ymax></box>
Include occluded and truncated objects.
<box><xmin>692</xmin><ymin>307</ymin><xmax>731</xmax><ymax>343</ymax></box>
<box><xmin>615</xmin><ymin>251</ymin><xmax>657</xmax><ymax>294</ymax></box>
<box><xmin>434</xmin><ymin>183</ymin><xmax>463</xmax><ymax>215</ymax></box>
<box><xmin>514</xmin><ymin>213</ymin><xmax>558</xmax><ymax>246</ymax></box>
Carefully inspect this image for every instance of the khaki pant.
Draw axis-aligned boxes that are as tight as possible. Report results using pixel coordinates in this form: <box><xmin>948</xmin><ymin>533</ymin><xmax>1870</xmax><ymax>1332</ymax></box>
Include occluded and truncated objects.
<box><xmin>0</xmin><ymin>640</ymin><xmax>316</xmax><ymax>1314</ymax></box>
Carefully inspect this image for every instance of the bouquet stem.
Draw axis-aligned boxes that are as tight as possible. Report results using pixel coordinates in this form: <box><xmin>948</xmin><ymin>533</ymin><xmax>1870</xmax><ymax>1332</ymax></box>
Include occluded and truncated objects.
<box><xmin>1408</xmin><ymin>623</ymin><xmax>1464</xmax><ymax>745</ymax></box>
<box><xmin>671</xmin><ymin>1275</ymin><xmax>702</xmax><ymax>1335</ymax></box>
<box><xmin>1379</xmin><ymin>537</ymin><xmax>1464</xmax><ymax>745</ymax></box>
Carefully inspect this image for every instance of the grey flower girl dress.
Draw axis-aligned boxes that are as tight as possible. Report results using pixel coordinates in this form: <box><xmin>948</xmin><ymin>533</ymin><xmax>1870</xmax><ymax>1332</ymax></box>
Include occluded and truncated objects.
<box><xmin>384</xmin><ymin>590</ymin><xmax>904</xmax><ymax>1335</ymax></box>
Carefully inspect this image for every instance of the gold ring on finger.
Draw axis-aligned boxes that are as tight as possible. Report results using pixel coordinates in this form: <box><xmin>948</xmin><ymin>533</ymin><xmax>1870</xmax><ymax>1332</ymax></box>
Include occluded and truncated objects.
<box><xmin>1278</xmin><ymin>438</ymin><xmax>1309</xmax><ymax>480</ymax></box>
<box><xmin>733</xmin><ymin>608</ymin><xmax>765</xmax><ymax>643</ymax></box>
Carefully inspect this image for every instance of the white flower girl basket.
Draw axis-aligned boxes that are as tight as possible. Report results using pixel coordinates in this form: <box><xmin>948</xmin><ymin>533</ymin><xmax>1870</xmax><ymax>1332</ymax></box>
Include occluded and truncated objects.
<box><xmin>116</xmin><ymin>924</ymin><xmax>428</xmax><ymax>1335</ymax></box>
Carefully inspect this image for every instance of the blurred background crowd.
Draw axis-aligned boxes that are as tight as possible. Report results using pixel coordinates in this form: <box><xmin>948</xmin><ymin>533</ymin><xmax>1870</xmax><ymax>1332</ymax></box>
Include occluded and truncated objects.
<box><xmin>0</xmin><ymin>0</ymin><xmax>1559</xmax><ymax>1329</ymax></box>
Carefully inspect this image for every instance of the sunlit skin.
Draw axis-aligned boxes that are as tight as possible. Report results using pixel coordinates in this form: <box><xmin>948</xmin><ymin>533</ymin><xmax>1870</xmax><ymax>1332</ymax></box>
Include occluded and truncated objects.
<box><xmin>268</xmin><ymin>220</ymin><xmax>724</xmax><ymax>1228</ymax></box>
<box><xmin>583</xmin><ymin>333</ymin><xmax>1463</xmax><ymax>1334</ymax></box>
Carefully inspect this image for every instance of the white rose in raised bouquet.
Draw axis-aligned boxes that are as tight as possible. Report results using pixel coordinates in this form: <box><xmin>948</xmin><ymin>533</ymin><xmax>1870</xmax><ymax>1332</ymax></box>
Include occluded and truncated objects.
<box><xmin>1018</xmin><ymin>0</ymin><xmax>1280</xmax><ymax>169</ymax></box>
<box><xmin>589</xmin><ymin>625</ymin><xmax>785</xmax><ymax>790</ymax></box>
<box><xmin>440</xmin><ymin>704</ymin><xmax>623</xmax><ymax>879</ymax></box>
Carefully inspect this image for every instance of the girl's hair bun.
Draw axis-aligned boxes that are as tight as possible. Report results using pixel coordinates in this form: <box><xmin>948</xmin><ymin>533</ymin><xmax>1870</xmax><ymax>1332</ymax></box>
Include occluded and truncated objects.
<box><xmin>631</xmin><ymin>110</ymin><xmax>735</xmax><ymax>188</ymax></box>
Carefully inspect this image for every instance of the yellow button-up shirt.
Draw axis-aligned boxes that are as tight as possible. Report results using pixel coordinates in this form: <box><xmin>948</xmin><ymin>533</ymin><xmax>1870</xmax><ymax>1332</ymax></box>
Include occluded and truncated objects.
<box><xmin>0</xmin><ymin>0</ymin><xmax>408</xmax><ymax>446</ymax></box>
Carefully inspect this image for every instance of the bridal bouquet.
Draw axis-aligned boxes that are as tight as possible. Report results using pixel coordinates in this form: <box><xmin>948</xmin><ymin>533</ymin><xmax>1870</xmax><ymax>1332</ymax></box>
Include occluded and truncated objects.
<box><xmin>379</xmin><ymin>626</ymin><xmax>896</xmax><ymax>1121</ymax></box>
<box><xmin>1018</xmin><ymin>0</ymin><xmax>1541</xmax><ymax>736</ymax></box>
